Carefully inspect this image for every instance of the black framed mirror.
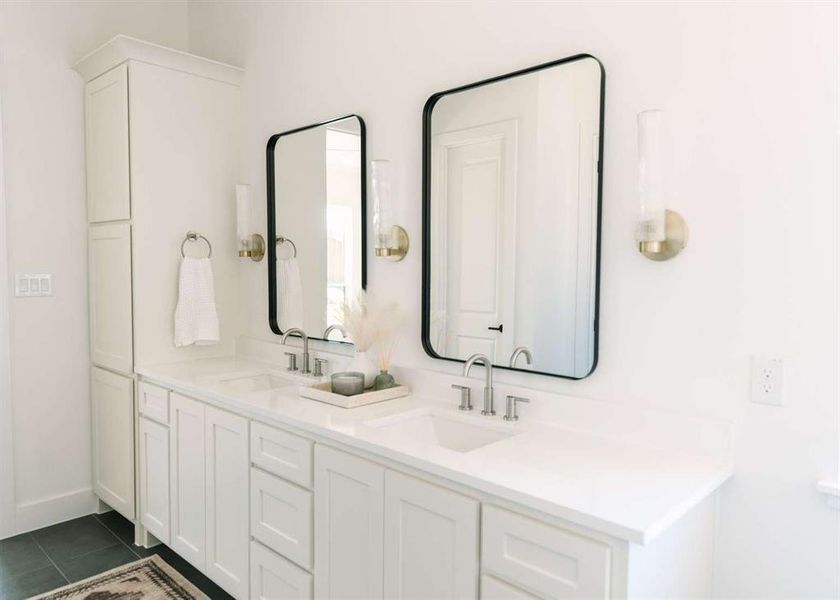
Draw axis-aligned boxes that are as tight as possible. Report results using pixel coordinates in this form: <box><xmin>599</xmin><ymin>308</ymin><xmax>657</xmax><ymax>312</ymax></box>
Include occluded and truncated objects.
<box><xmin>267</xmin><ymin>114</ymin><xmax>367</xmax><ymax>342</ymax></box>
<box><xmin>421</xmin><ymin>55</ymin><xmax>605</xmax><ymax>379</ymax></box>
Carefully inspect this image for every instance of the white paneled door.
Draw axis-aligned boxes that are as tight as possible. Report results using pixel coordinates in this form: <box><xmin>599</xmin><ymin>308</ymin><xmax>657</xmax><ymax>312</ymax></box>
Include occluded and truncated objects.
<box><xmin>384</xmin><ymin>470</ymin><xmax>480</xmax><ymax>600</ymax></box>
<box><xmin>90</xmin><ymin>366</ymin><xmax>135</xmax><ymax>520</ymax></box>
<box><xmin>88</xmin><ymin>222</ymin><xmax>133</xmax><ymax>374</ymax></box>
<box><xmin>205</xmin><ymin>406</ymin><xmax>249</xmax><ymax>599</ymax></box>
<box><xmin>314</xmin><ymin>445</ymin><xmax>384</xmax><ymax>600</ymax></box>
<box><xmin>85</xmin><ymin>64</ymin><xmax>130</xmax><ymax>223</ymax></box>
<box><xmin>431</xmin><ymin>121</ymin><xmax>517</xmax><ymax>362</ymax></box>
<box><xmin>138</xmin><ymin>416</ymin><xmax>169</xmax><ymax>544</ymax></box>
<box><xmin>169</xmin><ymin>393</ymin><xmax>206</xmax><ymax>571</ymax></box>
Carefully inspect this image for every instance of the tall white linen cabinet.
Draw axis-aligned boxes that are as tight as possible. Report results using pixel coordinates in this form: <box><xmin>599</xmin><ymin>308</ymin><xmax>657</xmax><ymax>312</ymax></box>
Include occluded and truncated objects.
<box><xmin>73</xmin><ymin>37</ymin><xmax>241</xmax><ymax>531</ymax></box>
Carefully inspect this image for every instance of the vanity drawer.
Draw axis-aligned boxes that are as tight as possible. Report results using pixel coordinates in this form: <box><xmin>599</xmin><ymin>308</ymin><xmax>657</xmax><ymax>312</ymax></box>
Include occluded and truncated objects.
<box><xmin>138</xmin><ymin>382</ymin><xmax>169</xmax><ymax>424</ymax></box>
<box><xmin>481</xmin><ymin>574</ymin><xmax>539</xmax><ymax>599</ymax></box>
<box><xmin>482</xmin><ymin>505</ymin><xmax>611</xmax><ymax>600</ymax></box>
<box><xmin>251</xmin><ymin>467</ymin><xmax>313</xmax><ymax>570</ymax></box>
<box><xmin>250</xmin><ymin>421</ymin><xmax>313</xmax><ymax>488</ymax></box>
<box><xmin>251</xmin><ymin>540</ymin><xmax>313</xmax><ymax>600</ymax></box>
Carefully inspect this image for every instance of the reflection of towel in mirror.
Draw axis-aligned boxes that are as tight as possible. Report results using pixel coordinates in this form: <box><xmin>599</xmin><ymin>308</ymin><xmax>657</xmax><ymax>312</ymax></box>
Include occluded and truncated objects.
<box><xmin>174</xmin><ymin>257</ymin><xmax>220</xmax><ymax>347</ymax></box>
<box><xmin>278</xmin><ymin>257</ymin><xmax>304</xmax><ymax>331</ymax></box>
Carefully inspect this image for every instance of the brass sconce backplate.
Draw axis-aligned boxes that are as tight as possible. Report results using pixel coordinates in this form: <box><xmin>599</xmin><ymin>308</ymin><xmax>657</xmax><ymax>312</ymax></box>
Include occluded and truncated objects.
<box><xmin>376</xmin><ymin>225</ymin><xmax>409</xmax><ymax>262</ymax></box>
<box><xmin>639</xmin><ymin>210</ymin><xmax>688</xmax><ymax>261</ymax></box>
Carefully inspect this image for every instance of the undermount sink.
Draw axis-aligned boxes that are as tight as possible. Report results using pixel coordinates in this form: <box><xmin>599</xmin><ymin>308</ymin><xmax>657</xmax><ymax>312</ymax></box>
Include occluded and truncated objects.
<box><xmin>365</xmin><ymin>410</ymin><xmax>517</xmax><ymax>453</ymax></box>
<box><xmin>216</xmin><ymin>372</ymin><xmax>294</xmax><ymax>394</ymax></box>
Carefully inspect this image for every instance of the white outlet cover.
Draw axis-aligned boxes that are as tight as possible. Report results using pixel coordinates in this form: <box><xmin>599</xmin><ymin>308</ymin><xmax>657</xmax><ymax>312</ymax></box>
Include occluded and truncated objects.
<box><xmin>750</xmin><ymin>356</ymin><xmax>784</xmax><ymax>406</ymax></box>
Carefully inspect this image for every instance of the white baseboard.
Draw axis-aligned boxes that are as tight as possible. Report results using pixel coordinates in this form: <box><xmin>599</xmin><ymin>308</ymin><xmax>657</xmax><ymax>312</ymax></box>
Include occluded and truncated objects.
<box><xmin>15</xmin><ymin>487</ymin><xmax>98</xmax><ymax>534</ymax></box>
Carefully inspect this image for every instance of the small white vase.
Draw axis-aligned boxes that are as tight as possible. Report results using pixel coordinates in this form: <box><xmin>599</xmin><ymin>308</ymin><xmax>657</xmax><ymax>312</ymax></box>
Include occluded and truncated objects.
<box><xmin>347</xmin><ymin>350</ymin><xmax>377</xmax><ymax>389</ymax></box>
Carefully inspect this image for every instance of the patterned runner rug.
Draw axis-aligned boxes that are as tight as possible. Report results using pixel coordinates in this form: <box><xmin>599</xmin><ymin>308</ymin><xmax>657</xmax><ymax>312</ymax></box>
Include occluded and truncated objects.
<box><xmin>30</xmin><ymin>555</ymin><xmax>209</xmax><ymax>599</ymax></box>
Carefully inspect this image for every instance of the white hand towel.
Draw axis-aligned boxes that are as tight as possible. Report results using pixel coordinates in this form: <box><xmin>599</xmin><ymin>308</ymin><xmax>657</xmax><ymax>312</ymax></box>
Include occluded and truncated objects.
<box><xmin>278</xmin><ymin>257</ymin><xmax>304</xmax><ymax>332</ymax></box>
<box><xmin>174</xmin><ymin>257</ymin><xmax>220</xmax><ymax>347</ymax></box>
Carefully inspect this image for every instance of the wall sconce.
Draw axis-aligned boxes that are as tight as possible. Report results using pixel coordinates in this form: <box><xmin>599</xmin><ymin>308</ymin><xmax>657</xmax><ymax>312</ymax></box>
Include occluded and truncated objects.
<box><xmin>636</xmin><ymin>110</ymin><xmax>688</xmax><ymax>261</ymax></box>
<box><xmin>236</xmin><ymin>183</ymin><xmax>265</xmax><ymax>261</ymax></box>
<box><xmin>371</xmin><ymin>159</ymin><xmax>409</xmax><ymax>261</ymax></box>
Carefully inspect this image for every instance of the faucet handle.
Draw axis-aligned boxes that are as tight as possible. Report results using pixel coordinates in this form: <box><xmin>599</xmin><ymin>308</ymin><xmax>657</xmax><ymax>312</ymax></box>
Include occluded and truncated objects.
<box><xmin>284</xmin><ymin>351</ymin><xmax>298</xmax><ymax>372</ymax></box>
<box><xmin>451</xmin><ymin>384</ymin><xmax>473</xmax><ymax>411</ymax></box>
<box><xmin>313</xmin><ymin>358</ymin><xmax>328</xmax><ymax>377</ymax></box>
<box><xmin>503</xmin><ymin>395</ymin><xmax>530</xmax><ymax>421</ymax></box>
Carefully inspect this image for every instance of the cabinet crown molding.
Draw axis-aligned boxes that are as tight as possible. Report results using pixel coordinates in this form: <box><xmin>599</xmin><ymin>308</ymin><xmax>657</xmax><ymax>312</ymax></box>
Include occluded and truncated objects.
<box><xmin>72</xmin><ymin>34</ymin><xmax>243</xmax><ymax>85</ymax></box>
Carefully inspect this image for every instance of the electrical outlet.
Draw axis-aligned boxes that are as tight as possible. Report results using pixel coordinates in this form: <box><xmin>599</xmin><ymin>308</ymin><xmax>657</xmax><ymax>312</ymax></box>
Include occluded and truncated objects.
<box><xmin>750</xmin><ymin>356</ymin><xmax>784</xmax><ymax>406</ymax></box>
<box><xmin>15</xmin><ymin>274</ymin><xmax>53</xmax><ymax>297</ymax></box>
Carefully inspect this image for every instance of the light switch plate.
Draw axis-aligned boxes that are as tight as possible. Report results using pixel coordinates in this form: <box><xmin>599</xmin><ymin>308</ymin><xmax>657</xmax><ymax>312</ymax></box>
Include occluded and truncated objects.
<box><xmin>15</xmin><ymin>274</ymin><xmax>53</xmax><ymax>297</ymax></box>
<box><xmin>750</xmin><ymin>356</ymin><xmax>784</xmax><ymax>406</ymax></box>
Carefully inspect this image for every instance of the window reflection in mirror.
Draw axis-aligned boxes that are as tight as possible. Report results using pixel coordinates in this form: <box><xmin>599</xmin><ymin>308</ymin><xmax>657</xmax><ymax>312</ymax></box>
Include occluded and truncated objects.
<box><xmin>423</xmin><ymin>56</ymin><xmax>604</xmax><ymax>379</ymax></box>
<box><xmin>268</xmin><ymin>115</ymin><xmax>366</xmax><ymax>340</ymax></box>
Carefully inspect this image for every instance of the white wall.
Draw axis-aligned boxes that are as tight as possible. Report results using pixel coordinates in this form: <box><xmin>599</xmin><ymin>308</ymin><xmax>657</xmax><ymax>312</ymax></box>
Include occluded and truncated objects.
<box><xmin>188</xmin><ymin>2</ymin><xmax>839</xmax><ymax>598</ymax></box>
<box><xmin>0</xmin><ymin>0</ymin><xmax>189</xmax><ymax>532</ymax></box>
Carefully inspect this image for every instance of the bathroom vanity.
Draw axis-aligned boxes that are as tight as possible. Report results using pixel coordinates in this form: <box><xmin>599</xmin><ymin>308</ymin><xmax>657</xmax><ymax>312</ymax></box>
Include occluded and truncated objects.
<box><xmin>132</xmin><ymin>349</ymin><xmax>732</xmax><ymax>600</ymax></box>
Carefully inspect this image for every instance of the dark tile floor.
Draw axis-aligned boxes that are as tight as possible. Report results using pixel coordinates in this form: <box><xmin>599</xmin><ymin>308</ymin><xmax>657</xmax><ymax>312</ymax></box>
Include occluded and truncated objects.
<box><xmin>0</xmin><ymin>511</ymin><xmax>233</xmax><ymax>599</ymax></box>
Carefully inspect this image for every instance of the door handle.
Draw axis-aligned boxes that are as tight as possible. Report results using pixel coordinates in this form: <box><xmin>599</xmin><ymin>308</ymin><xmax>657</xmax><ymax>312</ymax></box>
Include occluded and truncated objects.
<box><xmin>487</xmin><ymin>324</ymin><xmax>504</xmax><ymax>333</ymax></box>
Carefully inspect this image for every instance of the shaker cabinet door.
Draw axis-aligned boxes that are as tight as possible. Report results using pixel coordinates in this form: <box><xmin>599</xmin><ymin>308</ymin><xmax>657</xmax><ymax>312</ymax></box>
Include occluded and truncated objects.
<box><xmin>384</xmin><ymin>470</ymin><xmax>479</xmax><ymax>600</ymax></box>
<box><xmin>138</xmin><ymin>416</ymin><xmax>169</xmax><ymax>544</ymax></box>
<box><xmin>205</xmin><ymin>405</ymin><xmax>250</xmax><ymax>599</ymax></box>
<box><xmin>91</xmin><ymin>367</ymin><xmax>135</xmax><ymax>520</ymax></box>
<box><xmin>314</xmin><ymin>445</ymin><xmax>384</xmax><ymax>600</ymax></box>
<box><xmin>169</xmin><ymin>393</ymin><xmax>206</xmax><ymax>570</ymax></box>
<box><xmin>85</xmin><ymin>63</ymin><xmax>130</xmax><ymax>222</ymax></box>
<box><xmin>89</xmin><ymin>222</ymin><xmax>133</xmax><ymax>374</ymax></box>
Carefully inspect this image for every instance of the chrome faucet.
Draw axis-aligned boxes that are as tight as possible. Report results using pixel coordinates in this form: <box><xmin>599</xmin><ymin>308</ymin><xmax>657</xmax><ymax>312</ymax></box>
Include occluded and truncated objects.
<box><xmin>282</xmin><ymin>328</ymin><xmax>310</xmax><ymax>374</ymax></box>
<box><xmin>323</xmin><ymin>324</ymin><xmax>348</xmax><ymax>340</ymax></box>
<box><xmin>509</xmin><ymin>346</ymin><xmax>533</xmax><ymax>368</ymax></box>
<box><xmin>463</xmin><ymin>353</ymin><xmax>495</xmax><ymax>416</ymax></box>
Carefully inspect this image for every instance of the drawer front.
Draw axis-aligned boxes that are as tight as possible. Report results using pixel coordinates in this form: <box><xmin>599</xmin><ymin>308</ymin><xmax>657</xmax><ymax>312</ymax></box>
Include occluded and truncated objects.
<box><xmin>481</xmin><ymin>574</ymin><xmax>539</xmax><ymax>599</ymax></box>
<box><xmin>250</xmin><ymin>421</ymin><xmax>313</xmax><ymax>488</ymax></box>
<box><xmin>251</xmin><ymin>468</ymin><xmax>313</xmax><ymax>570</ymax></box>
<box><xmin>138</xmin><ymin>382</ymin><xmax>169</xmax><ymax>424</ymax></box>
<box><xmin>251</xmin><ymin>541</ymin><xmax>313</xmax><ymax>600</ymax></box>
<box><xmin>482</xmin><ymin>505</ymin><xmax>611</xmax><ymax>600</ymax></box>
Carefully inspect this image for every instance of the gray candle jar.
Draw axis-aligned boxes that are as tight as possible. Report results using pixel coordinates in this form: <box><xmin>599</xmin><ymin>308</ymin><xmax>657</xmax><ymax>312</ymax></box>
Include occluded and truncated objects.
<box><xmin>331</xmin><ymin>372</ymin><xmax>365</xmax><ymax>396</ymax></box>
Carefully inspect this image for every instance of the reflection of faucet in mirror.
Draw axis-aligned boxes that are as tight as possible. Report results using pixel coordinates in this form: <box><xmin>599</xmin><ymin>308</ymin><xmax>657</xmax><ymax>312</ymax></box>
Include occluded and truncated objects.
<box><xmin>509</xmin><ymin>346</ymin><xmax>533</xmax><ymax>369</ymax></box>
<box><xmin>463</xmin><ymin>353</ymin><xmax>495</xmax><ymax>416</ymax></box>
<box><xmin>282</xmin><ymin>328</ymin><xmax>310</xmax><ymax>374</ymax></box>
<box><xmin>323</xmin><ymin>324</ymin><xmax>348</xmax><ymax>341</ymax></box>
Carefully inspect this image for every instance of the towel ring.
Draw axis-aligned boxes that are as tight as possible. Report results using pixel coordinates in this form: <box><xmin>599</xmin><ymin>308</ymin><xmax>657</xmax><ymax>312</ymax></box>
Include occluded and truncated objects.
<box><xmin>181</xmin><ymin>231</ymin><xmax>212</xmax><ymax>258</ymax></box>
<box><xmin>276</xmin><ymin>236</ymin><xmax>297</xmax><ymax>258</ymax></box>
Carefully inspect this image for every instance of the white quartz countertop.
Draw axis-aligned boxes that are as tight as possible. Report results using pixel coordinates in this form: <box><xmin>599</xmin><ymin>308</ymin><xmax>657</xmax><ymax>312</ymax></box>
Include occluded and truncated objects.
<box><xmin>136</xmin><ymin>356</ymin><xmax>733</xmax><ymax>545</ymax></box>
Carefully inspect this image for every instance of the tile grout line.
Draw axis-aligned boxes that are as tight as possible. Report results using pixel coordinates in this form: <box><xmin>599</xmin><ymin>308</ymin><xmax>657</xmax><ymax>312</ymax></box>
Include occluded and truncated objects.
<box><xmin>29</xmin><ymin>532</ymin><xmax>70</xmax><ymax>585</ymax></box>
<box><xmin>93</xmin><ymin>512</ymin><xmax>143</xmax><ymax>559</ymax></box>
<box><xmin>0</xmin><ymin>533</ymin><xmax>63</xmax><ymax>587</ymax></box>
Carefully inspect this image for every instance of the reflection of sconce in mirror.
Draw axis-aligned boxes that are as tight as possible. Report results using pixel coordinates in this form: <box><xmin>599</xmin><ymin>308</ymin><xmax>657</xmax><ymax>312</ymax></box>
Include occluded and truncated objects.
<box><xmin>236</xmin><ymin>183</ymin><xmax>265</xmax><ymax>261</ymax></box>
<box><xmin>636</xmin><ymin>110</ymin><xmax>688</xmax><ymax>261</ymax></box>
<box><xmin>371</xmin><ymin>160</ymin><xmax>409</xmax><ymax>261</ymax></box>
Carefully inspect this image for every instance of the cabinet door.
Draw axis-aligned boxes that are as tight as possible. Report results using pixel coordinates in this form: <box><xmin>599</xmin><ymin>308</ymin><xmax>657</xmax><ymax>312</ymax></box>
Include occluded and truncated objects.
<box><xmin>89</xmin><ymin>222</ymin><xmax>133</xmax><ymax>374</ymax></box>
<box><xmin>85</xmin><ymin>64</ymin><xmax>130</xmax><ymax>222</ymax></box>
<box><xmin>169</xmin><ymin>393</ymin><xmax>206</xmax><ymax>570</ymax></box>
<box><xmin>206</xmin><ymin>405</ymin><xmax>249</xmax><ymax>599</ymax></box>
<box><xmin>91</xmin><ymin>367</ymin><xmax>135</xmax><ymax>520</ymax></box>
<box><xmin>314</xmin><ymin>445</ymin><xmax>384</xmax><ymax>600</ymax></box>
<box><xmin>384</xmin><ymin>471</ymin><xmax>479</xmax><ymax>599</ymax></box>
<box><xmin>251</xmin><ymin>541</ymin><xmax>313</xmax><ymax>600</ymax></box>
<box><xmin>139</xmin><ymin>417</ymin><xmax>169</xmax><ymax>544</ymax></box>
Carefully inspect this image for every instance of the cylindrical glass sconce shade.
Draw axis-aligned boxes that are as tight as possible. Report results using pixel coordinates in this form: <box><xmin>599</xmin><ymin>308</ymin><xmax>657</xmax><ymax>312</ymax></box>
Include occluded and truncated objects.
<box><xmin>636</xmin><ymin>110</ymin><xmax>666</xmax><ymax>245</ymax></box>
<box><xmin>371</xmin><ymin>159</ymin><xmax>395</xmax><ymax>250</ymax></box>
<box><xmin>236</xmin><ymin>183</ymin><xmax>252</xmax><ymax>254</ymax></box>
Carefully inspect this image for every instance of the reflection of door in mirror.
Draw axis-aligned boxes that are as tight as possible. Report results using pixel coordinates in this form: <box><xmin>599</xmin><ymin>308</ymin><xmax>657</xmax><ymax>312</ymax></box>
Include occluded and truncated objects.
<box><xmin>270</xmin><ymin>116</ymin><xmax>365</xmax><ymax>341</ymax></box>
<box><xmin>425</xmin><ymin>56</ymin><xmax>603</xmax><ymax>379</ymax></box>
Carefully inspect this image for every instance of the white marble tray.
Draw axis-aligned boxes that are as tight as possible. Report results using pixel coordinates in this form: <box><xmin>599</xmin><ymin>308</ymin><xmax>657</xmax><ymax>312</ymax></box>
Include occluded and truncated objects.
<box><xmin>299</xmin><ymin>382</ymin><xmax>410</xmax><ymax>409</ymax></box>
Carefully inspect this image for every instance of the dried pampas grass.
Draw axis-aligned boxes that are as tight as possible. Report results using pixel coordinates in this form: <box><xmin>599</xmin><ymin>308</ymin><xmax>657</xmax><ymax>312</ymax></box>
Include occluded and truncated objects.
<box><xmin>338</xmin><ymin>292</ymin><xmax>404</xmax><ymax>369</ymax></box>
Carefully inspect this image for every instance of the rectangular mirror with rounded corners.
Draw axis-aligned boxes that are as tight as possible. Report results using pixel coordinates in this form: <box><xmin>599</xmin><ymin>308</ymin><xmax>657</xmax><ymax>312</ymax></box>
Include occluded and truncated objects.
<box><xmin>267</xmin><ymin>114</ymin><xmax>366</xmax><ymax>342</ymax></box>
<box><xmin>422</xmin><ymin>55</ymin><xmax>605</xmax><ymax>379</ymax></box>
